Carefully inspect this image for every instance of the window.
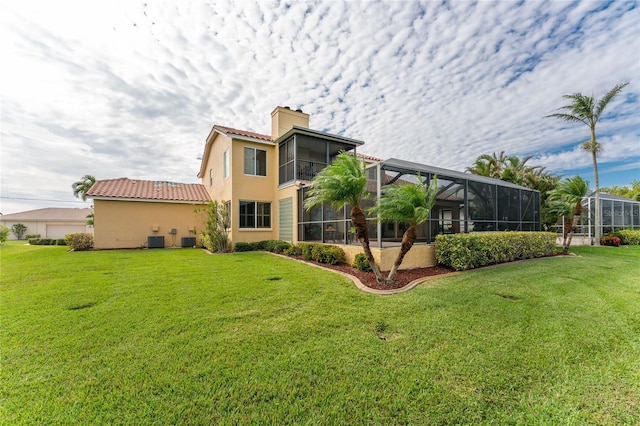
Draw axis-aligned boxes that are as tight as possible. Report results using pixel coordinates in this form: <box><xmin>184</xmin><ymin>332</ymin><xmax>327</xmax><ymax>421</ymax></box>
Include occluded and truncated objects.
<box><xmin>239</xmin><ymin>201</ymin><xmax>271</xmax><ymax>229</ymax></box>
<box><xmin>244</xmin><ymin>147</ymin><xmax>267</xmax><ymax>176</ymax></box>
<box><xmin>223</xmin><ymin>149</ymin><xmax>229</xmax><ymax>179</ymax></box>
<box><xmin>209</xmin><ymin>168</ymin><xmax>213</xmax><ymax>186</ymax></box>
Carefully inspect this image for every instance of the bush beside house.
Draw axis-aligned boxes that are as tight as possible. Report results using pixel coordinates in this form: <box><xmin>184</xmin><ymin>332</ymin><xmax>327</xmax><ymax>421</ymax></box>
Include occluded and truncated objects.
<box><xmin>435</xmin><ymin>232</ymin><xmax>556</xmax><ymax>271</ymax></box>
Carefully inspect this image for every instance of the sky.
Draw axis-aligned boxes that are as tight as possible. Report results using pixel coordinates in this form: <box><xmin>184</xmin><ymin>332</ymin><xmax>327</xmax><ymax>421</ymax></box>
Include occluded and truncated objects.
<box><xmin>1</xmin><ymin>0</ymin><xmax>639</xmax><ymax>214</ymax></box>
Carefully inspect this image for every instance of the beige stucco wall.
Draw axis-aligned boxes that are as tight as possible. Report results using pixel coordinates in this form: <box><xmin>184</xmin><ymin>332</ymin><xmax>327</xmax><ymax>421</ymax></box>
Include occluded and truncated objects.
<box><xmin>271</xmin><ymin>106</ymin><xmax>309</xmax><ymax>139</ymax></box>
<box><xmin>202</xmin><ymin>132</ymin><xmax>233</xmax><ymax>202</ymax></box>
<box><xmin>339</xmin><ymin>243</ymin><xmax>436</xmax><ymax>271</ymax></box>
<box><xmin>277</xmin><ymin>184</ymin><xmax>300</xmax><ymax>242</ymax></box>
<box><xmin>93</xmin><ymin>200</ymin><xmax>206</xmax><ymax>249</ymax></box>
<box><xmin>228</xmin><ymin>139</ymin><xmax>277</xmax><ymax>243</ymax></box>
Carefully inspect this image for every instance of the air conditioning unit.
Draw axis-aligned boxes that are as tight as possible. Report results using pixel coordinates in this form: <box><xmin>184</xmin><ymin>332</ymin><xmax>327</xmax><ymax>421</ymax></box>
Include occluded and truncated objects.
<box><xmin>181</xmin><ymin>237</ymin><xmax>196</xmax><ymax>248</ymax></box>
<box><xmin>148</xmin><ymin>236</ymin><xmax>164</xmax><ymax>249</ymax></box>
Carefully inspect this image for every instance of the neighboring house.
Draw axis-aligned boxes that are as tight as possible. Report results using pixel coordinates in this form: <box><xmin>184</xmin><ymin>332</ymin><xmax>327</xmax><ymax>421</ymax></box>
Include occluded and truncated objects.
<box><xmin>0</xmin><ymin>208</ymin><xmax>93</xmax><ymax>240</ymax></box>
<box><xmin>565</xmin><ymin>192</ymin><xmax>640</xmax><ymax>245</ymax></box>
<box><xmin>86</xmin><ymin>178</ymin><xmax>209</xmax><ymax>249</ymax></box>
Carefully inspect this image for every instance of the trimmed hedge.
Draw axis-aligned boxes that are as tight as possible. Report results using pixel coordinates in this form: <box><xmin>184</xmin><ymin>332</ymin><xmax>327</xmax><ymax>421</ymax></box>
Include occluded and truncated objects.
<box><xmin>234</xmin><ymin>240</ymin><xmax>346</xmax><ymax>265</ymax></box>
<box><xmin>612</xmin><ymin>230</ymin><xmax>640</xmax><ymax>245</ymax></box>
<box><xmin>25</xmin><ymin>233</ymin><xmax>41</xmax><ymax>239</ymax></box>
<box><xmin>233</xmin><ymin>240</ymin><xmax>293</xmax><ymax>254</ymax></box>
<box><xmin>435</xmin><ymin>232</ymin><xmax>556</xmax><ymax>271</ymax></box>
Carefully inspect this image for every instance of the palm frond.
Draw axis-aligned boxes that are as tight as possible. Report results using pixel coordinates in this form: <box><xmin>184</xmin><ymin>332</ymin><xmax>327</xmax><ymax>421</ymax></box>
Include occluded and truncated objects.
<box><xmin>370</xmin><ymin>173</ymin><xmax>438</xmax><ymax>226</ymax></box>
<box><xmin>304</xmin><ymin>151</ymin><xmax>368</xmax><ymax>211</ymax></box>
<box><xmin>595</xmin><ymin>81</ymin><xmax>629</xmax><ymax>120</ymax></box>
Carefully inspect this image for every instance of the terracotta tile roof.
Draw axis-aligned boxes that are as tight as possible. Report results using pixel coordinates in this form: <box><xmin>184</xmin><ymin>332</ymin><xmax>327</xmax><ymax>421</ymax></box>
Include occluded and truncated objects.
<box><xmin>1</xmin><ymin>208</ymin><xmax>93</xmax><ymax>221</ymax></box>
<box><xmin>213</xmin><ymin>125</ymin><xmax>272</xmax><ymax>142</ymax></box>
<box><xmin>355</xmin><ymin>152</ymin><xmax>383</xmax><ymax>162</ymax></box>
<box><xmin>86</xmin><ymin>178</ymin><xmax>211</xmax><ymax>202</ymax></box>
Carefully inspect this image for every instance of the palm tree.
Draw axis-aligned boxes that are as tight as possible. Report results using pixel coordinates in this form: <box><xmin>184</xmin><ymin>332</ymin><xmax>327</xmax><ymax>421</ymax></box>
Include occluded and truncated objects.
<box><xmin>548</xmin><ymin>176</ymin><xmax>589</xmax><ymax>254</ymax></box>
<box><xmin>304</xmin><ymin>152</ymin><xmax>385</xmax><ymax>283</ymax></box>
<box><xmin>72</xmin><ymin>175</ymin><xmax>96</xmax><ymax>201</ymax></box>
<box><xmin>369</xmin><ymin>173</ymin><xmax>438</xmax><ymax>284</ymax></box>
<box><xmin>546</xmin><ymin>82</ymin><xmax>629</xmax><ymax>245</ymax></box>
<box><xmin>465</xmin><ymin>151</ymin><xmax>506</xmax><ymax>178</ymax></box>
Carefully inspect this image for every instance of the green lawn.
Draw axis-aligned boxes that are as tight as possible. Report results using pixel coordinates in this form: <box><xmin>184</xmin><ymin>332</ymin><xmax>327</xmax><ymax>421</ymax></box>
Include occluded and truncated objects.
<box><xmin>1</xmin><ymin>242</ymin><xmax>639</xmax><ymax>424</ymax></box>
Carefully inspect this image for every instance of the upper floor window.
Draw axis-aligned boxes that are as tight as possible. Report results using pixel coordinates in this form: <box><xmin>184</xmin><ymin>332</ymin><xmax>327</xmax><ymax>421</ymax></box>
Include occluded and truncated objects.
<box><xmin>209</xmin><ymin>168</ymin><xmax>213</xmax><ymax>186</ymax></box>
<box><xmin>223</xmin><ymin>149</ymin><xmax>230</xmax><ymax>179</ymax></box>
<box><xmin>244</xmin><ymin>147</ymin><xmax>267</xmax><ymax>176</ymax></box>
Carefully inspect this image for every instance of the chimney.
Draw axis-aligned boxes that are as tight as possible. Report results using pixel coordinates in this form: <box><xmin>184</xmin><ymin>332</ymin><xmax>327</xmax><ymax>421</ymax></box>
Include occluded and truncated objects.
<box><xmin>271</xmin><ymin>106</ymin><xmax>309</xmax><ymax>139</ymax></box>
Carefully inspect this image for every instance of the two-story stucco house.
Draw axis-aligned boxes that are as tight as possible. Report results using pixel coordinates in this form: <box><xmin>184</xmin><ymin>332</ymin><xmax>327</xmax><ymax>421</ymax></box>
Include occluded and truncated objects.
<box><xmin>196</xmin><ymin>106</ymin><xmax>364</xmax><ymax>245</ymax></box>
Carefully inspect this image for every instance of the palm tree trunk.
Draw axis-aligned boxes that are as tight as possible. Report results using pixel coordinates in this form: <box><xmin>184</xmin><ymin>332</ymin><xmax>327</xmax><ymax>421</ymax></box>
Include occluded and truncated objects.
<box><xmin>591</xmin><ymin>128</ymin><xmax>601</xmax><ymax>246</ymax></box>
<box><xmin>562</xmin><ymin>218</ymin><xmax>571</xmax><ymax>254</ymax></box>
<box><xmin>351</xmin><ymin>205</ymin><xmax>384</xmax><ymax>283</ymax></box>
<box><xmin>385</xmin><ymin>225</ymin><xmax>417</xmax><ymax>284</ymax></box>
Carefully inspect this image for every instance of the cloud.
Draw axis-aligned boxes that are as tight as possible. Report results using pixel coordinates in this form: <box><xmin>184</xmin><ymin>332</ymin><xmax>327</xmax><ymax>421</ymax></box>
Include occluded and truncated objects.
<box><xmin>1</xmin><ymin>0</ymin><xmax>638</xmax><ymax>213</ymax></box>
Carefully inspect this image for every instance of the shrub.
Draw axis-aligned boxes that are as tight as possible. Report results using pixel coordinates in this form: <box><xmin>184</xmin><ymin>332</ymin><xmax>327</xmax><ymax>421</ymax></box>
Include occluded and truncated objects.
<box><xmin>0</xmin><ymin>226</ymin><xmax>10</xmax><ymax>244</ymax></box>
<box><xmin>65</xmin><ymin>233</ymin><xmax>94</xmax><ymax>251</ymax></box>
<box><xmin>28</xmin><ymin>238</ymin><xmax>40</xmax><ymax>245</ymax></box>
<box><xmin>299</xmin><ymin>243</ymin><xmax>315</xmax><ymax>260</ymax></box>
<box><xmin>56</xmin><ymin>239</ymin><xmax>67</xmax><ymax>246</ymax></box>
<box><xmin>197</xmin><ymin>201</ymin><xmax>230</xmax><ymax>253</ymax></box>
<box><xmin>310</xmin><ymin>244</ymin><xmax>346</xmax><ymax>265</ymax></box>
<box><xmin>11</xmin><ymin>224</ymin><xmax>28</xmax><ymax>240</ymax></box>
<box><xmin>284</xmin><ymin>244</ymin><xmax>301</xmax><ymax>256</ymax></box>
<box><xmin>269</xmin><ymin>240</ymin><xmax>292</xmax><ymax>253</ymax></box>
<box><xmin>234</xmin><ymin>242</ymin><xmax>253</xmax><ymax>252</ymax></box>
<box><xmin>600</xmin><ymin>235</ymin><xmax>621</xmax><ymax>247</ymax></box>
<box><xmin>25</xmin><ymin>233</ymin><xmax>41</xmax><ymax>239</ymax></box>
<box><xmin>352</xmin><ymin>253</ymin><xmax>372</xmax><ymax>272</ymax></box>
<box><xmin>613</xmin><ymin>230</ymin><xmax>640</xmax><ymax>245</ymax></box>
<box><xmin>436</xmin><ymin>232</ymin><xmax>556</xmax><ymax>271</ymax></box>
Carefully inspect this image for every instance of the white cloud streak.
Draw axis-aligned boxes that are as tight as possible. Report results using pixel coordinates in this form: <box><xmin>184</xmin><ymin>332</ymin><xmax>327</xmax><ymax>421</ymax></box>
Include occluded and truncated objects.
<box><xmin>1</xmin><ymin>0</ymin><xmax>639</xmax><ymax>213</ymax></box>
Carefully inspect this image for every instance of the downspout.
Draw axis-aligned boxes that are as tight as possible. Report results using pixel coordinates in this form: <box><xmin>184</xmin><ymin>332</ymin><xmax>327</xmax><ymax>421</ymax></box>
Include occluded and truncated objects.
<box><xmin>377</xmin><ymin>162</ymin><xmax>382</xmax><ymax>249</ymax></box>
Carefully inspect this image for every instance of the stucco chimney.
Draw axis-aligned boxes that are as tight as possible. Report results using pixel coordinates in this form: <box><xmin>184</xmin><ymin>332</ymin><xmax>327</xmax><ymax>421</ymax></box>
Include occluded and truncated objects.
<box><xmin>271</xmin><ymin>106</ymin><xmax>309</xmax><ymax>139</ymax></box>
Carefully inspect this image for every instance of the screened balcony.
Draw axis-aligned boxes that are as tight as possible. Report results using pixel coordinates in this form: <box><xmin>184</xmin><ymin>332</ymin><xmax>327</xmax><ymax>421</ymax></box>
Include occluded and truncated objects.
<box><xmin>278</xmin><ymin>127</ymin><xmax>363</xmax><ymax>186</ymax></box>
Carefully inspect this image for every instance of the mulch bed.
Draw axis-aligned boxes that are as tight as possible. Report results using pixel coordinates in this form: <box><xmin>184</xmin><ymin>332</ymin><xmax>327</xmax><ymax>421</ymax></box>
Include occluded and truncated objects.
<box><xmin>295</xmin><ymin>257</ymin><xmax>455</xmax><ymax>290</ymax></box>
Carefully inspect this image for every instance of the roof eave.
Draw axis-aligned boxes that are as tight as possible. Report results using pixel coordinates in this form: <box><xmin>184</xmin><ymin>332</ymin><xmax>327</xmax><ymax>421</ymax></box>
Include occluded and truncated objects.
<box><xmin>90</xmin><ymin>196</ymin><xmax>210</xmax><ymax>204</ymax></box>
<box><xmin>274</xmin><ymin>126</ymin><xmax>364</xmax><ymax>146</ymax></box>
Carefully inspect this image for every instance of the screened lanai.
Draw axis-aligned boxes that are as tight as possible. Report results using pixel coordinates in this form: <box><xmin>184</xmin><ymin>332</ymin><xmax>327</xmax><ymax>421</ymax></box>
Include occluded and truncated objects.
<box><xmin>298</xmin><ymin>157</ymin><xmax>541</xmax><ymax>247</ymax></box>
<box><xmin>574</xmin><ymin>193</ymin><xmax>640</xmax><ymax>238</ymax></box>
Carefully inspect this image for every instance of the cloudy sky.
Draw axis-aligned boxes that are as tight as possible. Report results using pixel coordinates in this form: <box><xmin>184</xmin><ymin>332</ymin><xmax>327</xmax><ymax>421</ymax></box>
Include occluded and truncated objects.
<box><xmin>1</xmin><ymin>0</ymin><xmax>639</xmax><ymax>214</ymax></box>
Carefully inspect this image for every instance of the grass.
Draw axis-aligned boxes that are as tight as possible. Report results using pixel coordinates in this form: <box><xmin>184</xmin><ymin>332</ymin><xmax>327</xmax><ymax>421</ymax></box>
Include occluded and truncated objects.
<box><xmin>1</xmin><ymin>241</ymin><xmax>639</xmax><ymax>424</ymax></box>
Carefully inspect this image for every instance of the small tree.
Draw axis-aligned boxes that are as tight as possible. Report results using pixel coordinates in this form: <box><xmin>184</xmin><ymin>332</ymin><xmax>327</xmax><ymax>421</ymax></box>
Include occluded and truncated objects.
<box><xmin>305</xmin><ymin>152</ymin><xmax>385</xmax><ymax>283</ymax></box>
<box><xmin>369</xmin><ymin>173</ymin><xmax>438</xmax><ymax>284</ymax></box>
<box><xmin>548</xmin><ymin>176</ymin><xmax>589</xmax><ymax>254</ymax></box>
<box><xmin>0</xmin><ymin>226</ymin><xmax>10</xmax><ymax>244</ymax></box>
<box><xmin>11</xmin><ymin>223</ymin><xmax>27</xmax><ymax>240</ymax></box>
<box><xmin>198</xmin><ymin>201</ymin><xmax>230</xmax><ymax>252</ymax></box>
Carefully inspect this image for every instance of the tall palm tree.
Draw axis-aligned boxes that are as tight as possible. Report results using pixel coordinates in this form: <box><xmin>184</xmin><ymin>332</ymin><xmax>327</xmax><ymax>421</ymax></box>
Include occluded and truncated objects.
<box><xmin>72</xmin><ymin>175</ymin><xmax>96</xmax><ymax>201</ymax></box>
<box><xmin>369</xmin><ymin>173</ymin><xmax>438</xmax><ymax>284</ymax></box>
<box><xmin>546</xmin><ymin>82</ymin><xmax>629</xmax><ymax>245</ymax></box>
<box><xmin>304</xmin><ymin>152</ymin><xmax>385</xmax><ymax>283</ymax></box>
<box><xmin>548</xmin><ymin>176</ymin><xmax>589</xmax><ymax>254</ymax></box>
